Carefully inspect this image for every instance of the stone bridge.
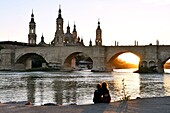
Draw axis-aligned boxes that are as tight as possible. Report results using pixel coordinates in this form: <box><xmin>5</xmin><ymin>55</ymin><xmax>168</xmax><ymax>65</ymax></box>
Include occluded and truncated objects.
<box><xmin>1</xmin><ymin>45</ymin><xmax>170</xmax><ymax>73</ymax></box>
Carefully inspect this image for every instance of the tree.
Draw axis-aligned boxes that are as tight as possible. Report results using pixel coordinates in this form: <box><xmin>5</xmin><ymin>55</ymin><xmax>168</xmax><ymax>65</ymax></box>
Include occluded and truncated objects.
<box><xmin>113</xmin><ymin>57</ymin><xmax>138</xmax><ymax>69</ymax></box>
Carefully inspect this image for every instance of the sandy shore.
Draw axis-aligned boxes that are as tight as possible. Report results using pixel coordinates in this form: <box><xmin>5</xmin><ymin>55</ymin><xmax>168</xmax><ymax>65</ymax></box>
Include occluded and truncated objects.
<box><xmin>1</xmin><ymin>96</ymin><xmax>170</xmax><ymax>113</ymax></box>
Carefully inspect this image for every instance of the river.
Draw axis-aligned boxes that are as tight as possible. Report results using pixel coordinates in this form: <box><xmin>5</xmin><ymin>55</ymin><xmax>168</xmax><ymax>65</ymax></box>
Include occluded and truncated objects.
<box><xmin>0</xmin><ymin>69</ymin><xmax>170</xmax><ymax>106</ymax></box>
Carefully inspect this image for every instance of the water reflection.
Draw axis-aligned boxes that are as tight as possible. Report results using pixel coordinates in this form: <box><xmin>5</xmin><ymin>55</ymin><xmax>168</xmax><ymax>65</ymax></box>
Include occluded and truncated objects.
<box><xmin>164</xmin><ymin>74</ymin><xmax>170</xmax><ymax>96</ymax></box>
<box><xmin>0</xmin><ymin>70</ymin><xmax>170</xmax><ymax>105</ymax></box>
<box><xmin>139</xmin><ymin>74</ymin><xmax>165</xmax><ymax>98</ymax></box>
<box><xmin>26</xmin><ymin>76</ymin><xmax>35</xmax><ymax>104</ymax></box>
<box><xmin>110</xmin><ymin>70</ymin><xmax>140</xmax><ymax>101</ymax></box>
<box><xmin>53</xmin><ymin>80</ymin><xmax>77</xmax><ymax>105</ymax></box>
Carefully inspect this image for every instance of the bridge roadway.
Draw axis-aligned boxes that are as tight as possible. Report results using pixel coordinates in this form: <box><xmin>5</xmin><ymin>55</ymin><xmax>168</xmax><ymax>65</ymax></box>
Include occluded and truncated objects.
<box><xmin>1</xmin><ymin>45</ymin><xmax>170</xmax><ymax>73</ymax></box>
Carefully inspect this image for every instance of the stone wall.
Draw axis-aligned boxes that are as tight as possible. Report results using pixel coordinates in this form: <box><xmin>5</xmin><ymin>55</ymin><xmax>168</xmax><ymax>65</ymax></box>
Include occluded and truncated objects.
<box><xmin>1</xmin><ymin>45</ymin><xmax>170</xmax><ymax>73</ymax></box>
<box><xmin>0</xmin><ymin>49</ymin><xmax>15</xmax><ymax>70</ymax></box>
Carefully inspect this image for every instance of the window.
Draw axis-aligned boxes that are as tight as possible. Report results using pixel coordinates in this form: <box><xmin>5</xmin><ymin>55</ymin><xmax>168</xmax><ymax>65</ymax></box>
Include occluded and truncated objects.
<box><xmin>59</xmin><ymin>25</ymin><xmax>61</xmax><ymax>30</ymax></box>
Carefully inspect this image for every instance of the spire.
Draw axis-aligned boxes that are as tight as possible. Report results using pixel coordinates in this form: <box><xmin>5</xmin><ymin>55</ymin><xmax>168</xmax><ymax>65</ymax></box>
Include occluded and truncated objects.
<box><xmin>97</xmin><ymin>19</ymin><xmax>100</xmax><ymax>29</ymax></box>
<box><xmin>41</xmin><ymin>33</ymin><xmax>44</xmax><ymax>42</ymax></box>
<box><xmin>81</xmin><ymin>38</ymin><xmax>83</xmax><ymax>43</ymax></box>
<box><xmin>89</xmin><ymin>39</ymin><xmax>92</xmax><ymax>46</ymax></box>
<box><xmin>31</xmin><ymin>9</ymin><xmax>34</xmax><ymax>18</ymax></box>
<box><xmin>73</xmin><ymin>22</ymin><xmax>77</xmax><ymax>32</ymax></box>
<box><xmin>66</xmin><ymin>21</ymin><xmax>70</xmax><ymax>33</ymax></box>
<box><xmin>58</xmin><ymin>5</ymin><xmax>62</xmax><ymax>18</ymax></box>
<box><xmin>30</xmin><ymin>9</ymin><xmax>35</xmax><ymax>23</ymax></box>
<box><xmin>28</xmin><ymin>9</ymin><xmax>36</xmax><ymax>45</ymax></box>
<box><xmin>59</xmin><ymin>5</ymin><xmax>61</xmax><ymax>9</ymax></box>
<box><xmin>77</xmin><ymin>36</ymin><xmax>80</xmax><ymax>42</ymax></box>
<box><xmin>81</xmin><ymin>38</ymin><xmax>84</xmax><ymax>46</ymax></box>
<box><xmin>96</xmin><ymin>19</ymin><xmax>102</xmax><ymax>46</ymax></box>
<box><xmin>53</xmin><ymin>5</ymin><xmax>64</xmax><ymax>46</ymax></box>
<box><xmin>67</xmin><ymin>21</ymin><xmax>70</xmax><ymax>28</ymax></box>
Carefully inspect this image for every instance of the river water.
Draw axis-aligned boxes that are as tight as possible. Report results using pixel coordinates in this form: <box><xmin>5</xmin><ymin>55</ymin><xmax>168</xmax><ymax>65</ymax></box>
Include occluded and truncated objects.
<box><xmin>0</xmin><ymin>69</ymin><xmax>170</xmax><ymax>106</ymax></box>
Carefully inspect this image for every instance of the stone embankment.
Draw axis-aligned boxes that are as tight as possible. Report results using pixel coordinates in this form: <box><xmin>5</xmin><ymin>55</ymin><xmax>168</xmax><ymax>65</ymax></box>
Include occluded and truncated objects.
<box><xmin>0</xmin><ymin>96</ymin><xmax>170</xmax><ymax>113</ymax></box>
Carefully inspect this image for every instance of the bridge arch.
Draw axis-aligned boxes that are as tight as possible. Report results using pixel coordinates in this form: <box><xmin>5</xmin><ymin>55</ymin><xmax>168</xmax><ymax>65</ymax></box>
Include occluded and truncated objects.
<box><xmin>15</xmin><ymin>53</ymin><xmax>47</xmax><ymax>70</ymax></box>
<box><xmin>63</xmin><ymin>52</ymin><xmax>93</xmax><ymax>69</ymax></box>
<box><xmin>15</xmin><ymin>52</ymin><xmax>48</xmax><ymax>63</ymax></box>
<box><xmin>162</xmin><ymin>57</ymin><xmax>170</xmax><ymax>71</ymax></box>
<box><xmin>162</xmin><ymin>56</ymin><xmax>170</xmax><ymax>65</ymax></box>
<box><xmin>106</xmin><ymin>51</ymin><xmax>141</xmax><ymax>70</ymax></box>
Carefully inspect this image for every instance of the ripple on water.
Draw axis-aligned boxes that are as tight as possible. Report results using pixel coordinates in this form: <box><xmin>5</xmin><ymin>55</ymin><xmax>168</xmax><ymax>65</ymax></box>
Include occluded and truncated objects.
<box><xmin>0</xmin><ymin>69</ymin><xmax>169</xmax><ymax>105</ymax></box>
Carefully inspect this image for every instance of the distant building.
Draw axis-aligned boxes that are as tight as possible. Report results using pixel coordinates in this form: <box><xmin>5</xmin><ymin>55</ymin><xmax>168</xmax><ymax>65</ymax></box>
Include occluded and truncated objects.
<box><xmin>95</xmin><ymin>20</ymin><xmax>102</xmax><ymax>46</ymax></box>
<box><xmin>38</xmin><ymin>34</ymin><xmax>48</xmax><ymax>46</ymax></box>
<box><xmin>0</xmin><ymin>5</ymin><xmax>103</xmax><ymax>49</ymax></box>
<box><xmin>50</xmin><ymin>6</ymin><xmax>85</xmax><ymax>46</ymax></box>
<box><xmin>28</xmin><ymin>5</ymin><xmax>102</xmax><ymax>47</ymax></box>
<box><xmin>28</xmin><ymin>10</ymin><xmax>37</xmax><ymax>45</ymax></box>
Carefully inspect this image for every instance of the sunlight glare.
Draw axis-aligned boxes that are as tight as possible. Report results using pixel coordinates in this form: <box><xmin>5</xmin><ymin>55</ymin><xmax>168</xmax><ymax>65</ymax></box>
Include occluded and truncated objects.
<box><xmin>118</xmin><ymin>53</ymin><xmax>140</xmax><ymax>64</ymax></box>
<box><xmin>167</xmin><ymin>59</ymin><xmax>170</xmax><ymax>62</ymax></box>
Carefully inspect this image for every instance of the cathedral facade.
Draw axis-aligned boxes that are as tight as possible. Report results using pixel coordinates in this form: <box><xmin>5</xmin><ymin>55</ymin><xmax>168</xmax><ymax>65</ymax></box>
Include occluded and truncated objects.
<box><xmin>28</xmin><ymin>6</ymin><xmax>102</xmax><ymax>47</ymax></box>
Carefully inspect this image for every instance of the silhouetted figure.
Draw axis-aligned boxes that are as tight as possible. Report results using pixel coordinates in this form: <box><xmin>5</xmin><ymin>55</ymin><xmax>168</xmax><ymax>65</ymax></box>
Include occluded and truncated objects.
<box><xmin>93</xmin><ymin>84</ymin><xmax>102</xmax><ymax>103</ymax></box>
<box><xmin>101</xmin><ymin>82</ymin><xmax>111</xmax><ymax>103</ymax></box>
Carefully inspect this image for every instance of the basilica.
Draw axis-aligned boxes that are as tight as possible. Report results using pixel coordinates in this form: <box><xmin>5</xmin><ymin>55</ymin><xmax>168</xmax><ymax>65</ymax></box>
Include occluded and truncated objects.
<box><xmin>28</xmin><ymin>6</ymin><xmax>103</xmax><ymax>47</ymax></box>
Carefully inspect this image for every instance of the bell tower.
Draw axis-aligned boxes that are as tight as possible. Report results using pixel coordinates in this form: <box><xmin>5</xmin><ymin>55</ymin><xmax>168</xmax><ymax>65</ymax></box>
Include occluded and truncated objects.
<box><xmin>72</xmin><ymin>22</ymin><xmax>77</xmax><ymax>43</ymax></box>
<box><xmin>28</xmin><ymin>10</ymin><xmax>37</xmax><ymax>45</ymax></box>
<box><xmin>53</xmin><ymin>5</ymin><xmax>64</xmax><ymax>46</ymax></box>
<box><xmin>95</xmin><ymin>20</ymin><xmax>102</xmax><ymax>46</ymax></box>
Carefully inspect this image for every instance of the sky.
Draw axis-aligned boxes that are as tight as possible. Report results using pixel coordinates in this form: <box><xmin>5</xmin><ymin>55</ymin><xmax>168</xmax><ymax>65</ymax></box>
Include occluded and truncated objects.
<box><xmin>1</xmin><ymin>0</ymin><xmax>170</xmax><ymax>46</ymax></box>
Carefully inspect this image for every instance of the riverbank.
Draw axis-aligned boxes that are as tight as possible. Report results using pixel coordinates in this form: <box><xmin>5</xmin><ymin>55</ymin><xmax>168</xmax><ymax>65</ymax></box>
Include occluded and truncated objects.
<box><xmin>1</xmin><ymin>96</ymin><xmax>170</xmax><ymax>113</ymax></box>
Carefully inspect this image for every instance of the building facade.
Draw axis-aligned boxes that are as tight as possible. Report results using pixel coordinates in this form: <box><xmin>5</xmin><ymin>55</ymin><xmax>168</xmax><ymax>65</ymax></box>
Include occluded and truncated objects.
<box><xmin>27</xmin><ymin>6</ymin><xmax>102</xmax><ymax>47</ymax></box>
<box><xmin>28</xmin><ymin>10</ymin><xmax>37</xmax><ymax>45</ymax></box>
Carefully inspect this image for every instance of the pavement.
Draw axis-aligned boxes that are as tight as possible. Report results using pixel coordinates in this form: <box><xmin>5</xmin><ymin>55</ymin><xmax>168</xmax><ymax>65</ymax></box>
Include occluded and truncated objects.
<box><xmin>0</xmin><ymin>96</ymin><xmax>170</xmax><ymax>113</ymax></box>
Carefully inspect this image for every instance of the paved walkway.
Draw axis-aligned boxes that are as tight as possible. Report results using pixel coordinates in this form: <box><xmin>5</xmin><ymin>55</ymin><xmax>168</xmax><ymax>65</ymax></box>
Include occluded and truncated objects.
<box><xmin>0</xmin><ymin>96</ymin><xmax>170</xmax><ymax>113</ymax></box>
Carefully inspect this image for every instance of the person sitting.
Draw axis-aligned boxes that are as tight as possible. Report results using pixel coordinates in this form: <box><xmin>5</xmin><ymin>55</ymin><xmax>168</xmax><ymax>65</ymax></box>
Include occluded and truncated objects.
<box><xmin>101</xmin><ymin>82</ymin><xmax>111</xmax><ymax>103</ymax></box>
<box><xmin>93</xmin><ymin>84</ymin><xmax>102</xmax><ymax>103</ymax></box>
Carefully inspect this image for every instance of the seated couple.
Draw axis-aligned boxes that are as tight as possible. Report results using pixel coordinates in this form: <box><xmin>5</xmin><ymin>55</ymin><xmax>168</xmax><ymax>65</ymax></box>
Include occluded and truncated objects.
<box><xmin>93</xmin><ymin>82</ymin><xmax>111</xmax><ymax>104</ymax></box>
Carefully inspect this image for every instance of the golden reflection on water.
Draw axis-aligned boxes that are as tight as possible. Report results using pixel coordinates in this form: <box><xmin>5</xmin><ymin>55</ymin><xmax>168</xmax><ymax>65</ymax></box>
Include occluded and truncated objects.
<box><xmin>110</xmin><ymin>69</ymin><xmax>140</xmax><ymax>101</ymax></box>
<box><xmin>164</xmin><ymin>74</ymin><xmax>170</xmax><ymax>96</ymax></box>
<box><xmin>1</xmin><ymin>70</ymin><xmax>169</xmax><ymax>106</ymax></box>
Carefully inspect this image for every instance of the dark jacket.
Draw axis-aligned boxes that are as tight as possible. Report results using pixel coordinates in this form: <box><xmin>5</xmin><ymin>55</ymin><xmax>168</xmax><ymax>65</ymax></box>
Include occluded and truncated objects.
<box><xmin>102</xmin><ymin>88</ymin><xmax>111</xmax><ymax>103</ymax></box>
<box><xmin>93</xmin><ymin>89</ymin><xmax>102</xmax><ymax>103</ymax></box>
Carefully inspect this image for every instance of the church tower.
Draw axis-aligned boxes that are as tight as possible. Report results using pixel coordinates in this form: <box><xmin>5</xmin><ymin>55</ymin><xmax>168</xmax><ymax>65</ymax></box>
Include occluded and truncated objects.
<box><xmin>72</xmin><ymin>23</ymin><xmax>77</xmax><ymax>43</ymax></box>
<box><xmin>28</xmin><ymin>10</ymin><xmax>37</xmax><ymax>45</ymax></box>
<box><xmin>95</xmin><ymin>20</ymin><xmax>102</xmax><ymax>46</ymax></box>
<box><xmin>53</xmin><ymin>5</ymin><xmax>64</xmax><ymax>46</ymax></box>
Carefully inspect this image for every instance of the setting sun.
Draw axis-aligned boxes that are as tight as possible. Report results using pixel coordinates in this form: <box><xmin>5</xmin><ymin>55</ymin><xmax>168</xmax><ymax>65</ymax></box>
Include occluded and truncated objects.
<box><xmin>118</xmin><ymin>52</ymin><xmax>140</xmax><ymax>65</ymax></box>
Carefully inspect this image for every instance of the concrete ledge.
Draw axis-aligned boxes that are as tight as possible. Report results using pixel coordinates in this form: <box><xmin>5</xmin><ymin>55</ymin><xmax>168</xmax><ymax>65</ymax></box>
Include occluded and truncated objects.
<box><xmin>1</xmin><ymin>96</ymin><xmax>170</xmax><ymax>113</ymax></box>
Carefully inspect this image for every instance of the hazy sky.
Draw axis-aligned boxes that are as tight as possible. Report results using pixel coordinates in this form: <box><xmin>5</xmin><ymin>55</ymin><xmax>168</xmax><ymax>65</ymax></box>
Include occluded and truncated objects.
<box><xmin>1</xmin><ymin>0</ymin><xmax>170</xmax><ymax>46</ymax></box>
